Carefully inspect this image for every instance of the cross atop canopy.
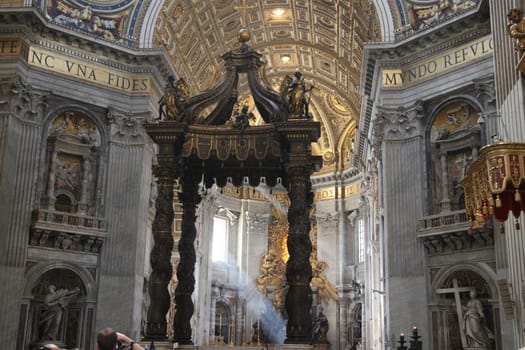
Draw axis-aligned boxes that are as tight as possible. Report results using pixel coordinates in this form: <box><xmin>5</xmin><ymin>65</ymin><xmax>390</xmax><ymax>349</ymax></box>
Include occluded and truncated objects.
<box><xmin>234</xmin><ymin>0</ymin><xmax>254</xmax><ymax>28</ymax></box>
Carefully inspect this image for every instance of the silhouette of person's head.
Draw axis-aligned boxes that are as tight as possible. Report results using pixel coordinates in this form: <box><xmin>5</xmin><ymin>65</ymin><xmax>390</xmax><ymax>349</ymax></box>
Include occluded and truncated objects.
<box><xmin>97</xmin><ymin>328</ymin><xmax>118</xmax><ymax>350</ymax></box>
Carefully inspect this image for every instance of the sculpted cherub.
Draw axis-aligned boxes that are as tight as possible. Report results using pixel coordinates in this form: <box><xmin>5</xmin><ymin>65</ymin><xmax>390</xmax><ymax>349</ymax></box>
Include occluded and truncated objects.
<box><xmin>507</xmin><ymin>8</ymin><xmax>525</xmax><ymax>55</ymax></box>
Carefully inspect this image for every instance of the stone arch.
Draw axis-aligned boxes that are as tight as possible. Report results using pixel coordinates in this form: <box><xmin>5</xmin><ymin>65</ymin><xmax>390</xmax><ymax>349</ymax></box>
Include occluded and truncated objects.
<box><xmin>138</xmin><ymin>2</ymin><xmax>164</xmax><ymax>48</ymax></box>
<box><xmin>54</xmin><ymin>191</ymin><xmax>75</xmax><ymax>212</ymax></box>
<box><xmin>42</xmin><ymin>104</ymin><xmax>107</xmax><ymax>146</ymax></box>
<box><xmin>214</xmin><ymin>299</ymin><xmax>233</xmax><ymax>344</ymax></box>
<box><xmin>37</xmin><ymin>106</ymin><xmax>106</xmax><ymax>217</ymax></box>
<box><xmin>430</xmin><ymin>262</ymin><xmax>498</xmax><ymax>301</ymax></box>
<box><xmin>429</xmin><ymin>263</ymin><xmax>499</xmax><ymax>350</ymax></box>
<box><xmin>426</xmin><ymin>95</ymin><xmax>484</xmax><ymax>137</ymax></box>
<box><xmin>371</xmin><ymin>0</ymin><xmax>396</xmax><ymax>41</ymax></box>
<box><xmin>22</xmin><ymin>262</ymin><xmax>96</xmax><ymax>349</ymax></box>
<box><xmin>338</xmin><ymin>120</ymin><xmax>358</xmax><ymax>169</ymax></box>
<box><xmin>424</xmin><ymin>96</ymin><xmax>484</xmax><ymax>214</ymax></box>
<box><xmin>23</xmin><ymin>261</ymin><xmax>96</xmax><ymax>300</ymax></box>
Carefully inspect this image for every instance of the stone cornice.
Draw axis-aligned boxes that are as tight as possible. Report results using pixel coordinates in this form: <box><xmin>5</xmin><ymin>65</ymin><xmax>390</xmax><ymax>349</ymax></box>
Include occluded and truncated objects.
<box><xmin>359</xmin><ymin>11</ymin><xmax>491</xmax><ymax>99</ymax></box>
<box><xmin>311</xmin><ymin>166</ymin><xmax>361</xmax><ymax>188</ymax></box>
<box><xmin>365</xmin><ymin>7</ymin><xmax>490</xmax><ymax>63</ymax></box>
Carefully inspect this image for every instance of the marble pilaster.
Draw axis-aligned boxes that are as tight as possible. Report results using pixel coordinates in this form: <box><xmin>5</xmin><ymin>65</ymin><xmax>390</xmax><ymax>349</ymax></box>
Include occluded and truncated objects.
<box><xmin>0</xmin><ymin>80</ymin><xmax>46</xmax><ymax>349</ymax></box>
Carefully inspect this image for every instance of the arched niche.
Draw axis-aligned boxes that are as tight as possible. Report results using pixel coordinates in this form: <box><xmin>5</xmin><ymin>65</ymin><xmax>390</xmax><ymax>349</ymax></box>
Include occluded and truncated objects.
<box><xmin>39</xmin><ymin>109</ymin><xmax>103</xmax><ymax>217</ymax></box>
<box><xmin>429</xmin><ymin>264</ymin><xmax>500</xmax><ymax>350</ymax></box>
<box><xmin>214</xmin><ymin>300</ymin><xmax>232</xmax><ymax>344</ymax></box>
<box><xmin>425</xmin><ymin>98</ymin><xmax>483</xmax><ymax>214</ymax></box>
<box><xmin>21</xmin><ymin>262</ymin><xmax>96</xmax><ymax>350</ymax></box>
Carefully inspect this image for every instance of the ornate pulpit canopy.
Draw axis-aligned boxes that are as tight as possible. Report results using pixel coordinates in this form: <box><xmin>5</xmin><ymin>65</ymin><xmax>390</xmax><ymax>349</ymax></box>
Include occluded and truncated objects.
<box><xmin>461</xmin><ymin>142</ymin><xmax>525</xmax><ymax>233</ymax></box>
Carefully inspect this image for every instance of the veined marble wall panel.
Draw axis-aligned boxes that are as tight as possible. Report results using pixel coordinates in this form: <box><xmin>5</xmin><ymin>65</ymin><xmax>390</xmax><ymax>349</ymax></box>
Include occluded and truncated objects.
<box><xmin>0</xmin><ymin>114</ymin><xmax>41</xmax><ymax>349</ymax></box>
<box><xmin>244</xmin><ymin>200</ymin><xmax>271</xmax><ymax>283</ymax></box>
<box><xmin>26</xmin><ymin>247</ymin><xmax>99</xmax><ymax>266</ymax></box>
<box><xmin>96</xmin><ymin>142</ymin><xmax>152</xmax><ymax>339</ymax></box>
<box><xmin>316</xmin><ymin>199</ymin><xmax>346</xmax><ymax>348</ymax></box>
<box><xmin>194</xmin><ymin>197</ymin><xmax>215</xmax><ymax>345</ymax></box>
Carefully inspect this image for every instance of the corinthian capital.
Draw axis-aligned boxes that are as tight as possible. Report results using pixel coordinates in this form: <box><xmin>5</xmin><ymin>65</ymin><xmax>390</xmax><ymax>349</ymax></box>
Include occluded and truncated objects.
<box><xmin>375</xmin><ymin>100</ymin><xmax>424</xmax><ymax>140</ymax></box>
<box><xmin>1</xmin><ymin>77</ymin><xmax>49</xmax><ymax>121</ymax></box>
<box><xmin>107</xmin><ymin>108</ymin><xmax>145</xmax><ymax>143</ymax></box>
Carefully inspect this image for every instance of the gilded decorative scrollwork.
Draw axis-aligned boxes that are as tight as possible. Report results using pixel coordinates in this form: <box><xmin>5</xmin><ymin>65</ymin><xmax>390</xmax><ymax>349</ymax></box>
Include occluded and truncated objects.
<box><xmin>256</xmin><ymin>205</ymin><xmax>288</xmax><ymax>310</ymax></box>
<box><xmin>256</xmin><ymin>204</ymin><xmax>338</xmax><ymax>309</ymax></box>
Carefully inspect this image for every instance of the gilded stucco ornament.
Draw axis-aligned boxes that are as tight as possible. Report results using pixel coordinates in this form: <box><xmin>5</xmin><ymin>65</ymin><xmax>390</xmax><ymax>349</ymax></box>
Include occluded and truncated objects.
<box><xmin>507</xmin><ymin>8</ymin><xmax>525</xmax><ymax>56</ymax></box>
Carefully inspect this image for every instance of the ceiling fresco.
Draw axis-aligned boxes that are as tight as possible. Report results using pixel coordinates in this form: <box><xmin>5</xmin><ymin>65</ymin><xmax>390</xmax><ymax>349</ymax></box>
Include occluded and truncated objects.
<box><xmin>36</xmin><ymin>0</ymin><xmax>148</xmax><ymax>46</ymax></box>
<box><xmin>398</xmin><ymin>0</ymin><xmax>481</xmax><ymax>36</ymax></box>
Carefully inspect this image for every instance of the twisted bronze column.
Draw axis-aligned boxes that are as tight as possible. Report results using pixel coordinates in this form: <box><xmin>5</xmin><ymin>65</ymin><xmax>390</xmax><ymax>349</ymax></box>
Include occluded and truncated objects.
<box><xmin>146</xmin><ymin>160</ymin><xmax>176</xmax><ymax>339</ymax></box>
<box><xmin>284</xmin><ymin>165</ymin><xmax>314</xmax><ymax>343</ymax></box>
<box><xmin>173</xmin><ymin>163</ymin><xmax>201</xmax><ymax>344</ymax></box>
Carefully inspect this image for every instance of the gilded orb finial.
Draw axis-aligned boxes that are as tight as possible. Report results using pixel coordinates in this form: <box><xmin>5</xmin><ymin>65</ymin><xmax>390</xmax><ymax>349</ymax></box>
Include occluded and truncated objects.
<box><xmin>239</xmin><ymin>28</ymin><xmax>251</xmax><ymax>43</ymax></box>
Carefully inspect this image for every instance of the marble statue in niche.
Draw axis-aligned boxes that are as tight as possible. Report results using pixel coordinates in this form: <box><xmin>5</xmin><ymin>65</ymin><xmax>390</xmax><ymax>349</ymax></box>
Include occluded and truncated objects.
<box><xmin>463</xmin><ymin>290</ymin><xmax>495</xmax><ymax>348</ymax></box>
<box><xmin>435</xmin><ymin>270</ymin><xmax>495</xmax><ymax>350</ymax></box>
<box><xmin>39</xmin><ymin>285</ymin><xmax>80</xmax><ymax>341</ymax></box>
<box><xmin>31</xmin><ymin>269</ymin><xmax>85</xmax><ymax>345</ymax></box>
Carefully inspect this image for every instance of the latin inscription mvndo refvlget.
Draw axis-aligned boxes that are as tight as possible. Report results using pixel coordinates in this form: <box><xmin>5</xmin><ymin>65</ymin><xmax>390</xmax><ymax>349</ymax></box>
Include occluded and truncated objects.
<box><xmin>382</xmin><ymin>35</ymin><xmax>493</xmax><ymax>88</ymax></box>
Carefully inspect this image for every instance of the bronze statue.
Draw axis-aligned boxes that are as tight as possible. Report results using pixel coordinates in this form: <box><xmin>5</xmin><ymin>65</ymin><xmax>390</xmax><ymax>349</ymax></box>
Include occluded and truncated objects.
<box><xmin>232</xmin><ymin>104</ymin><xmax>250</xmax><ymax>133</ymax></box>
<box><xmin>158</xmin><ymin>76</ymin><xmax>190</xmax><ymax>122</ymax></box>
<box><xmin>312</xmin><ymin>307</ymin><xmax>329</xmax><ymax>344</ymax></box>
<box><xmin>279</xmin><ymin>71</ymin><xmax>314</xmax><ymax>118</ymax></box>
